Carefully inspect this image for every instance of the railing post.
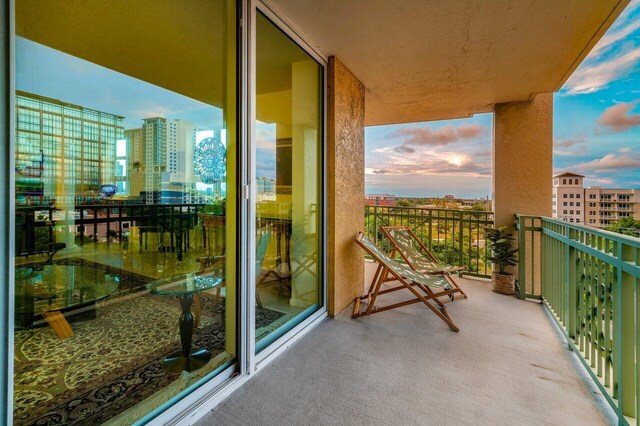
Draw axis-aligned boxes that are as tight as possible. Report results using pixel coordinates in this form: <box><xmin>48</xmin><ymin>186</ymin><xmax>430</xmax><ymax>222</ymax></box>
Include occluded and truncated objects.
<box><xmin>617</xmin><ymin>242</ymin><xmax>636</xmax><ymax>421</ymax></box>
<box><xmin>427</xmin><ymin>209</ymin><xmax>433</xmax><ymax>251</ymax></box>
<box><xmin>373</xmin><ymin>206</ymin><xmax>378</xmax><ymax>244</ymax></box>
<box><xmin>517</xmin><ymin>215</ymin><xmax>526</xmax><ymax>299</ymax></box>
<box><xmin>566</xmin><ymin>227</ymin><xmax>577</xmax><ymax>339</ymax></box>
<box><xmin>458</xmin><ymin>211</ymin><xmax>464</xmax><ymax>270</ymax></box>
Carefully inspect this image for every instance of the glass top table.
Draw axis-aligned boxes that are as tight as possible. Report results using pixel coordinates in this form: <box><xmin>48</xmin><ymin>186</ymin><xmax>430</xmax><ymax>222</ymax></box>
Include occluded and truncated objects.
<box><xmin>147</xmin><ymin>272</ymin><xmax>223</xmax><ymax>296</ymax></box>
<box><xmin>147</xmin><ymin>272</ymin><xmax>224</xmax><ymax>373</ymax></box>
<box><xmin>15</xmin><ymin>264</ymin><xmax>120</xmax><ymax>316</ymax></box>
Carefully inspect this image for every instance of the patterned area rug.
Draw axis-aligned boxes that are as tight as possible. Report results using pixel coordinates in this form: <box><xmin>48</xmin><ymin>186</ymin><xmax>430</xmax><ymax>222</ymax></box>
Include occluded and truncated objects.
<box><xmin>13</xmin><ymin>260</ymin><xmax>284</xmax><ymax>426</ymax></box>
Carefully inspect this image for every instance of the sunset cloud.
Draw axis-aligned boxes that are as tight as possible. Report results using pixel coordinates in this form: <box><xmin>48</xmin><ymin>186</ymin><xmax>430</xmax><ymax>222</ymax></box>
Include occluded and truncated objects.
<box><xmin>366</xmin><ymin>149</ymin><xmax>490</xmax><ymax>178</ymax></box>
<box><xmin>564</xmin><ymin>2</ymin><xmax>640</xmax><ymax>95</ymax></box>
<box><xmin>589</xmin><ymin>177</ymin><xmax>616</xmax><ymax>185</ymax></box>
<box><xmin>391</xmin><ymin>123</ymin><xmax>486</xmax><ymax>153</ymax></box>
<box><xmin>588</xmin><ymin>2</ymin><xmax>640</xmax><ymax>60</ymax></box>
<box><xmin>597</xmin><ymin>101</ymin><xmax>640</xmax><ymax>132</ymax></box>
<box><xmin>553</xmin><ymin>137</ymin><xmax>588</xmax><ymax>156</ymax></box>
<box><xmin>573</xmin><ymin>152</ymin><xmax>640</xmax><ymax>171</ymax></box>
<box><xmin>554</xmin><ymin>137</ymin><xmax>585</xmax><ymax>148</ymax></box>
<box><xmin>565</xmin><ymin>47</ymin><xmax>640</xmax><ymax>95</ymax></box>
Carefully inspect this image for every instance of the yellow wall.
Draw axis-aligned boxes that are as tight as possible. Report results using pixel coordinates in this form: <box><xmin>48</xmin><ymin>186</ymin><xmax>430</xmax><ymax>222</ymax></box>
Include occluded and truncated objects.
<box><xmin>493</xmin><ymin>92</ymin><xmax>553</xmax><ymax>229</ymax></box>
<box><xmin>327</xmin><ymin>57</ymin><xmax>365</xmax><ymax>317</ymax></box>
<box><xmin>493</xmin><ymin>93</ymin><xmax>552</xmax><ymax>286</ymax></box>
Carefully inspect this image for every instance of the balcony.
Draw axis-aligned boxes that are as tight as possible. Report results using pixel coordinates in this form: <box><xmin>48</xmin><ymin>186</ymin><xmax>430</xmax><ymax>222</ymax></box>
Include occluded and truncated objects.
<box><xmin>196</xmin><ymin>209</ymin><xmax>638</xmax><ymax>425</ymax></box>
<box><xmin>200</xmin><ymin>269</ymin><xmax>614</xmax><ymax>425</ymax></box>
<box><xmin>517</xmin><ymin>216</ymin><xmax>640</xmax><ymax>425</ymax></box>
<box><xmin>2</xmin><ymin>0</ymin><xmax>637</xmax><ymax>424</ymax></box>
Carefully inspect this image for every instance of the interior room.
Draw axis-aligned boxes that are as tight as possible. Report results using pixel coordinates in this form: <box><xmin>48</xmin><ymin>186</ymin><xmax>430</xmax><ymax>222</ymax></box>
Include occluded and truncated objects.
<box><xmin>13</xmin><ymin>1</ymin><xmax>322</xmax><ymax>424</ymax></box>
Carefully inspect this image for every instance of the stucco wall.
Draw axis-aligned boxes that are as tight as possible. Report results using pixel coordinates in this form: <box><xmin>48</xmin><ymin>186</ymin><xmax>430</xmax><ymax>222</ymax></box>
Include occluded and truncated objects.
<box><xmin>327</xmin><ymin>57</ymin><xmax>365</xmax><ymax>317</ymax></box>
<box><xmin>493</xmin><ymin>93</ymin><xmax>552</xmax><ymax>290</ymax></box>
<box><xmin>493</xmin><ymin>93</ymin><xmax>553</xmax><ymax>229</ymax></box>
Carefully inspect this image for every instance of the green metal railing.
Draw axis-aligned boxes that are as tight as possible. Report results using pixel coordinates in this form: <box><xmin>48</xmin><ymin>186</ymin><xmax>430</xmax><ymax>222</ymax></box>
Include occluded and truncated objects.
<box><xmin>364</xmin><ymin>205</ymin><xmax>494</xmax><ymax>277</ymax></box>
<box><xmin>516</xmin><ymin>215</ymin><xmax>640</xmax><ymax>426</ymax></box>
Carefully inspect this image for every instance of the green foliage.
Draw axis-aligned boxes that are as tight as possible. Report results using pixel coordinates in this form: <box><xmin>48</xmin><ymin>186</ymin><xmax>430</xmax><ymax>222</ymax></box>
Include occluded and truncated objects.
<box><xmin>364</xmin><ymin>207</ymin><xmax>489</xmax><ymax>274</ymax></box>
<box><xmin>469</xmin><ymin>203</ymin><xmax>486</xmax><ymax>211</ymax></box>
<box><xmin>203</xmin><ymin>196</ymin><xmax>226</xmax><ymax>215</ymax></box>
<box><xmin>396</xmin><ymin>199</ymin><xmax>412</xmax><ymax>207</ymax></box>
<box><xmin>74</xmin><ymin>232</ymin><xmax>94</xmax><ymax>246</ymax></box>
<box><xmin>483</xmin><ymin>226</ymin><xmax>518</xmax><ymax>274</ymax></box>
<box><xmin>431</xmin><ymin>240</ymin><xmax>480</xmax><ymax>273</ymax></box>
<box><xmin>605</xmin><ymin>217</ymin><xmax>640</xmax><ymax>237</ymax></box>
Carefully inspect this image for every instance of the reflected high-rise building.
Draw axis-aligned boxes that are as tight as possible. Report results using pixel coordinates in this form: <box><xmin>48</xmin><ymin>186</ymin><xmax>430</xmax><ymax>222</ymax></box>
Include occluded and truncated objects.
<box><xmin>125</xmin><ymin>128</ymin><xmax>144</xmax><ymax>197</ymax></box>
<box><xmin>15</xmin><ymin>91</ymin><xmax>123</xmax><ymax>205</ymax></box>
<box><xmin>125</xmin><ymin>117</ymin><xmax>196</xmax><ymax>204</ymax></box>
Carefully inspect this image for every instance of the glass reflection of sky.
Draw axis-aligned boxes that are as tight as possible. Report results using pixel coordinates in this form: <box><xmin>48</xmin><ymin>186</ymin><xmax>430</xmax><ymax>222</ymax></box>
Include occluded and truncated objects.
<box><xmin>18</xmin><ymin>36</ymin><xmax>278</xmax><ymax>185</ymax></box>
<box><xmin>16</xmin><ymin>37</ymin><xmax>222</xmax><ymax>131</ymax></box>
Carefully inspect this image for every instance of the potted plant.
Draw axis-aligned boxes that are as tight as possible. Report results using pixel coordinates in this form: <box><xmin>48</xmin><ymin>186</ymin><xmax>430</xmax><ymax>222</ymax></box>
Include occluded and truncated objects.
<box><xmin>483</xmin><ymin>226</ymin><xmax>518</xmax><ymax>295</ymax></box>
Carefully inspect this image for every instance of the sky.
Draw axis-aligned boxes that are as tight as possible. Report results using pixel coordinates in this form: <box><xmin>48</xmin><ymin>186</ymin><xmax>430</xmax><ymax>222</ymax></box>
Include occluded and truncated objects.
<box><xmin>16</xmin><ymin>37</ymin><xmax>223</xmax><ymax>132</ymax></box>
<box><xmin>17</xmin><ymin>37</ymin><xmax>279</xmax><ymax>181</ymax></box>
<box><xmin>365</xmin><ymin>0</ymin><xmax>640</xmax><ymax>199</ymax></box>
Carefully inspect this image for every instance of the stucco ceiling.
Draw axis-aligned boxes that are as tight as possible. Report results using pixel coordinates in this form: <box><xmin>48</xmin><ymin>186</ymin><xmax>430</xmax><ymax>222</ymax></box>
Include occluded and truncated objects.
<box><xmin>269</xmin><ymin>0</ymin><xmax>630</xmax><ymax>125</ymax></box>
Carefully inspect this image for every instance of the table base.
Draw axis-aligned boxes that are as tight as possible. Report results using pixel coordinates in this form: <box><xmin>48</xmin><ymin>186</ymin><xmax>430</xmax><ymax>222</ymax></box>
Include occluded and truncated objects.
<box><xmin>162</xmin><ymin>348</ymin><xmax>211</xmax><ymax>373</ymax></box>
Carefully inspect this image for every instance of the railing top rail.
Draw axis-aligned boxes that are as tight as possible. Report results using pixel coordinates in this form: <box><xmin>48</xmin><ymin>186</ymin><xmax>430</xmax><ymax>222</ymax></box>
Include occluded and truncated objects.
<box><xmin>366</xmin><ymin>205</ymin><xmax>494</xmax><ymax>215</ymax></box>
<box><xmin>515</xmin><ymin>214</ymin><xmax>640</xmax><ymax>248</ymax></box>
<box><xmin>16</xmin><ymin>203</ymin><xmax>206</xmax><ymax>211</ymax></box>
<box><xmin>514</xmin><ymin>214</ymin><xmax>542</xmax><ymax>219</ymax></box>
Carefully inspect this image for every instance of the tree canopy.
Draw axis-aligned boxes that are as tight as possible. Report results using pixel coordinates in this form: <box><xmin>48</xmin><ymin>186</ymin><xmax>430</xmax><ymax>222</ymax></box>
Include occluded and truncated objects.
<box><xmin>606</xmin><ymin>217</ymin><xmax>640</xmax><ymax>237</ymax></box>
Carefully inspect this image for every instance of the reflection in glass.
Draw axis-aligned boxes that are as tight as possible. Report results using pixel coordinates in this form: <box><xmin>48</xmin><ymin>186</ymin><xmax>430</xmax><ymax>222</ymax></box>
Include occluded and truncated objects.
<box><xmin>254</xmin><ymin>12</ymin><xmax>324</xmax><ymax>350</ymax></box>
<box><xmin>12</xmin><ymin>1</ymin><xmax>243</xmax><ymax>424</ymax></box>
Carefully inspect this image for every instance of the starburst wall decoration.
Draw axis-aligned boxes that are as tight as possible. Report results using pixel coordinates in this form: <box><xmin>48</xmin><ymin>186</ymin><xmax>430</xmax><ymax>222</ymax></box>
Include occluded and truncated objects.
<box><xmin>194</xmin><ymin>137</ymin><xmax>226</xmax><ymax>183</ymax></box>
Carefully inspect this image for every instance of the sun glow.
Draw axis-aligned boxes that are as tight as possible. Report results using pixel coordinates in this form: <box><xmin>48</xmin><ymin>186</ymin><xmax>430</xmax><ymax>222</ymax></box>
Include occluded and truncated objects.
<box><xmin>448</xmin><ymin>155</ymin><xmax>464</xmax><ymax>167</ymax></box>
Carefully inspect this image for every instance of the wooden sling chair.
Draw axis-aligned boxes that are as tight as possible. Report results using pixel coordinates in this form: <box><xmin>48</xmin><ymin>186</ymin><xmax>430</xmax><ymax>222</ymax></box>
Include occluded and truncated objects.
<box><xmin>381</xmin><ymin>226</ymin><xmax>467</xmax><ymax>300</ymax></box>
<box><xmin>353</xmin><ymin>232</ymin><xmax>460</xmax><ymax>332</ymax></box>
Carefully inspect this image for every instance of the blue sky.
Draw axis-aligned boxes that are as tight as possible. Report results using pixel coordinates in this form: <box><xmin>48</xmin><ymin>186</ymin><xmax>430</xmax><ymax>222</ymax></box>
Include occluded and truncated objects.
<box><xmin>365</xmin><ymin>0</ymin><xmax>640</xmax><ymax>198</ymax></box>
<box><xmin>16</xmin><ymin>37</ymin><xmax>223</xmax><ymax>132</ymax></box>
<box><xmin>17</xmin><ymin>37</ymin><xmax>279</xmax><ymax>181</ymax></box>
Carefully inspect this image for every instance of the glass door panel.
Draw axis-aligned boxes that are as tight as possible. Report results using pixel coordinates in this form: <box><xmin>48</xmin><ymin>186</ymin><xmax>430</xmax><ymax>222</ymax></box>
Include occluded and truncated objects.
<box><xmin>254</xmin><ymin>11</ymin><xmax>324</xmax><ymax>350</ymax></box>
<box><xmin>13</xmin><ymin>1</ymin><xmax>237</xmax><ymax>423</ymax></box>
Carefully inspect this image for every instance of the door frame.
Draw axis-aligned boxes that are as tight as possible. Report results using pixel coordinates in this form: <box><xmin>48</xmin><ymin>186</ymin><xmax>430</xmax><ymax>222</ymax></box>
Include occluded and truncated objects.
<box><xmin>2</xmin><ymin>0</ymin><xmax>329</xmax><ymax>424</ymax></box>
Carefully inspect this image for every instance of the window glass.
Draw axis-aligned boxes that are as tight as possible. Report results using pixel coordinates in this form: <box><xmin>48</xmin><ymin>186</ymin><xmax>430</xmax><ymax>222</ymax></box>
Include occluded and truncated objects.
<box><xmin>254</xmin><ymin>11</ymin><xmax>324</xmax><ymax>351</ymax></box>
<box><xmin>14</xmin><ymin>1</ymin><xmax>239</xmax><ymax>423</ymax></box>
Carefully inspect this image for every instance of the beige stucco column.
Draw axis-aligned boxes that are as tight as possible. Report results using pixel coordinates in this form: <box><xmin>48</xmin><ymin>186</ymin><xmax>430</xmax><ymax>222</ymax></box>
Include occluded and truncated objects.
<box><xmin>493</xmin><ymin>93</ymin><xmax>553</xmax><ymax>229</ymax></box>
<box><xmin>327</xmin><ymin>57</ymin><xmax>365</xmax><ymax>317</ymax></box>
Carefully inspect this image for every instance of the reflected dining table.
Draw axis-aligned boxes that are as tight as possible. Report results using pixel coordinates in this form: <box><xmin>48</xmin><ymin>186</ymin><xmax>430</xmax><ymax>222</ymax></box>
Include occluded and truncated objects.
<box><xmin>147</xmin><ymin>272</ymin><xmax>223</xmax><ymax>373</ymax></box>
<box><xmin>15</xmin><ymin>264</ymin><xmax>120</xmax><ymax>339</ymax></box>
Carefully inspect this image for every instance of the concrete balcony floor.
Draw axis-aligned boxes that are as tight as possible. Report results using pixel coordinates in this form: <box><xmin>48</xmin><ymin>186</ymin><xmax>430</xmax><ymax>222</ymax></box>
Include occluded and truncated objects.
<box><xmin>199</xmin><ymin>262</ymin><xmax>614</xmax><ymax>425</ymax></box>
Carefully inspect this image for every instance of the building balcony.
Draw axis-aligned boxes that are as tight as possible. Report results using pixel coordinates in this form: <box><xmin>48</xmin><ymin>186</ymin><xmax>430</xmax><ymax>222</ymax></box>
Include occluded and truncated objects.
<box><xmin>198</xmin><ymin>211</ymin><xmax>638</xmax><ymax>425</ymax></box>
<box><xmin>200</xmin><ymin>267</ymin><xmax>614</xmax><ymax>425</ymax></box>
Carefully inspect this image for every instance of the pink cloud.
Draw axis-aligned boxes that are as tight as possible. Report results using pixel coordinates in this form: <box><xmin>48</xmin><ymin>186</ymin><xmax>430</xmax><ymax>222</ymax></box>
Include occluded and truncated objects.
<box><xmin>391</xmin><ymin>123</ymin><xmax>486</xmax><ymax>153</ymax></box>
<box><xmin>554</xmin><ymin>137</ymin><xmax>585</xmax><ymax>148</ymax></box>
<box><xmin>597</xmin><ymin>101</ymin><xmax>640</xmax><ymax>132</ymax></box>
<box><xmin>553</xmin><ymin>137</ymin><xmax>588</xmax><ymax>156</ymax></box>
<box><xmin>564</xmin><ymin>47</ymin><xmax>640</xmax><ymax>95</ymax></box>
<box><xmin>574</xmin><ymin>153</ymin><xmax>640</xmax><ymax>171</ymax></box>
<box><xmin>588</xmin><ymin>177</ymin><xmax>615</xmax><ymax>185</ymax></box>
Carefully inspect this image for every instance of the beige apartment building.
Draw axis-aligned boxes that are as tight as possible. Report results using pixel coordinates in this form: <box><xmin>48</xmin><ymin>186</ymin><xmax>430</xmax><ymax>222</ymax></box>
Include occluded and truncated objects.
<box><xmin>552</xmin><ymin>172</ymin><xmax>639</xmax><ymax>228</ymax></box>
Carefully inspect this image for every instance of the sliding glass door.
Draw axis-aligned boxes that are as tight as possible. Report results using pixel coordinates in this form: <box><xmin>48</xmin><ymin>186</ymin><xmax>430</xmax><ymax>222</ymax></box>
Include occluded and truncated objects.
<box><xmin>13</xmin><ymin>1</ymin><xmax>239</xmax><ymax>424</ymax></box>
<box><xmin>7</xmin><ymin>1</ymin><xmax>326</xmax><ymax>423</ymax></box>
<box><xmin>254</xmin><ymin>10</ymin><xmax>324</xmax><ymax>351</ymax></box>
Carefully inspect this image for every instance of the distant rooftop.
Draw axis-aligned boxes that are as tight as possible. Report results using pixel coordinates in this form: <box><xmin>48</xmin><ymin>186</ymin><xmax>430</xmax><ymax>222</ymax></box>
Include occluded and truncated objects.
<box><xmin>554</xmin><ymin>172</ymin><xmax>585</xmax><ymax>178</ymax></box>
